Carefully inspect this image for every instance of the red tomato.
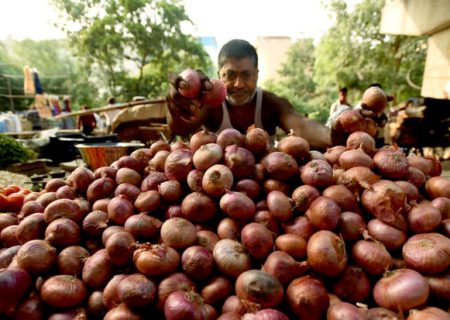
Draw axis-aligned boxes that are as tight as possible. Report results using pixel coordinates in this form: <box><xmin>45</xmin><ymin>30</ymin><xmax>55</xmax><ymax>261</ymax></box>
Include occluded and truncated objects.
<box><xmin>6</xmin><ymin>193</ymin><xmax>25</xmax><ymax>212</ymax></box>
<box><xmin>4</xmin><ymin>185</ymin><xmax>21</xmax><ymax>196</ymax></box>
<box><xmin>0</xmin><ymin>194</ymin><xmax>8</xmax><ymax>211</ymax></box>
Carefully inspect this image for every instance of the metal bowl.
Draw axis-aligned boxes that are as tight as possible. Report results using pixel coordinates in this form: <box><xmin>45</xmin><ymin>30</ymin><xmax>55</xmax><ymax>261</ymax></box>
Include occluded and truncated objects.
<box><xmin>75</xmin><ymin>142</ymin><xmax>145</xmax><ymax>170</ymax></box>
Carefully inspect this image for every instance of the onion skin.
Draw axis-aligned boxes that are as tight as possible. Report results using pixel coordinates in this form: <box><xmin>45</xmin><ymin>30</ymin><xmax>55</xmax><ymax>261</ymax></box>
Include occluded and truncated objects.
<box><xmin>40</xmin><ymin>275</ymin><xmax>87</xmax><ymax>308</ymax></box>
<box><xmin>181</xmin><ymin>192</ymin><xmax>218</xmax><ymax>223</ymax></box>
<box><xmin>286</xmin><ymin>275</ymin><xmax>329</xmax><ymax>320</ymax></box>
<box><xmin>157</xmin><ymin>273</ymin><xmax>195</xmax><ymax>310</ymax></box>
<box><xmin>16</xmin><ymin>239</ymin><xmax>57</xmax><ymax>275</ymax></box>
<box><xmin>367</xmin><ymin>307</ymin><xmax>401</xmax><ymax>320</ymax></box>
<box><xmin>407</xmin><ymin>204</ymin><xmax>442</xmax><ymax>233</ymax></box>
<box><xmin>164</xmin><ymin>290</ymin><xmax>216</xmax><ymax>320</ymax></box>
<box><xmin>425</xmin><ymin>176</ymin><xmax>450</xmax><ymax>199</ymax></box>
<box><xmin>203</xmin><ymin>164</ymin><xmax>234</xmax><ymax>197</ymax></box>
<box><xmin>117</xmin><ymin>273</ymin><xmax>156</xmax><ymax>308</ymax></box>
<box><xmin>332</xmin><ymin>265</ymin><xmax>371</xmax><ymax>303</ymax></box>
<box><xmin>407</xmin><ymin>307</ymin><xmax>450</xmax><ymax>320</ymax></box>
<box><xmin>274</xmin><ymin>234</ymin><xmax>307</xmax><ymax>260</ymax></box>
<box><xmin>213</xmin><ymin>239</ymin><xmax>251</xmax><ymax>278</ymax></box>
<box><xmin>402</xmin><ymin>233</ymin><xmax>450</xmax><ymax>274</ymax></box>
<box><xmin>201</xmin><ymin>276</ymin><xmax>233</xmax><ymax>305</ymax></box>
<box><xmin>181</xmin><ymin>246</ymin><xmax>214</xmax><ymax>280</ymax></box>
<box><xmin>160</xmin><ymin>217</ymin><xmax>197</xmax><ymax>249</ymax></box>
<box><xmin>133</xmin><ymin>243</ymin><xmax>180</xmax><ymax>276</ymax></box>
<box><xmin>367</xmin><ymin>219</ymin><xmax>407</xmax><ymax>250</ymax></box>
<box><xmin>291</xmin><ymin>185</ymin><xmax>320</xmax><ymax>213</ymax></box>
<box><xmin>262</xmin><ymin>251</ymin><xmax>309</xmax><ymax>286</ymax></box>
<box><xmin>235</xmin><ymin>270</ymin><xmax>284</xmax><ymax>308</ymax></box>
<box><xmin>426</xmin><ymin>272</ymin><xmax>450</xmax><ymax>300</ymax></box>
<box><xmin>82</xmin><ymin>249</ymin><xmax>113</xmax><ymax>289</ymax></box>
<box><xmin>57</xmin><ymin>245</ymin><xmax>90</xmax><ymax>276</ymax></box>
<box><xmin>277</xmin><ymin>135</ymin><xmax>310</xmax><ymax>162</ymax></box>
<box><xmin>267</xmin><ymin>191</ymin><xmax>293</xmax><ymax>222</ymax></box>
<box><xmin>306</xmin><ymin>196</ymin><xmax>341</xmax><ymax>231</ymax></box>
<box><xmin>373</xmin><ymin>268</ymin><xmax>429</xmax><ymax>312</ymax></box>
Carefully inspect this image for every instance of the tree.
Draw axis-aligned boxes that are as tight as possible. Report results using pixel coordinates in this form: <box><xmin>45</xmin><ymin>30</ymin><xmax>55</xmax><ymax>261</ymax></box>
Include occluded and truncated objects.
<box><xmin>314</xmin><ymin>0</ymin><xmax>427</xmax><ymax>104</ymax></box>
<box><xmin>267</xmin><ymin>0</ymin><xmax>427</xmax><ymax>123</ymax></box>
<box><xmin>52</xmin><ymin>0</ymin><xmax>213</xmax><ymax>101</ymax></box>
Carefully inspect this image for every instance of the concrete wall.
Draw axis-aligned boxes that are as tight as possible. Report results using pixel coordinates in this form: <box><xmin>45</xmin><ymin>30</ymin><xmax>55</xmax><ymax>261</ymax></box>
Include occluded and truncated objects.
<box><xmin>380</xmin><ymin>0</ymin><xmax>450</xmax><ymax>99</ymax></box>
<box><xmin>254</xmin><ymin>36</ymin><xmax>292</xmax><ymax>84</ymax></box>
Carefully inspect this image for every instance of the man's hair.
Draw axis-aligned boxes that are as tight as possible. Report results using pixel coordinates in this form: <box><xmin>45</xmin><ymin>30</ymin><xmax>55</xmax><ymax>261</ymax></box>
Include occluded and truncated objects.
<box><xmin>339</xmin><ymin>87</ymin><xmax>348</xmax><ymax>94</ymax></box>
<box><xmin>218</xmin><ymin>39</ymin><xmax>258</xmax><ymax>69</ymax></box>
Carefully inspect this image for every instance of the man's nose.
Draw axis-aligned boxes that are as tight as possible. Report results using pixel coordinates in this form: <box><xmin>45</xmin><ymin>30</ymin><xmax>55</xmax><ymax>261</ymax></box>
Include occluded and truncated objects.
<box><xmin>233</xmin><ymin>75</ymin><xmax>245</xmax><ymax>88</ymax></box>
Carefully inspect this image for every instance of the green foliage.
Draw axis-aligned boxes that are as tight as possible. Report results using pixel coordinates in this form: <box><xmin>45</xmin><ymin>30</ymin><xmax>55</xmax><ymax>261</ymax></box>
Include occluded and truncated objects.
<box><xmin>0</xmin><ymin>134</ymin><xmax>37</xmax><ymax>168</ymax></box>
<box><xmin>267</xmin><ymin>0</ymin><xmax>427</xmax><ymax>122</ymax></box>
<box><xmin>0</xmin><ymin>39</ymin><xmax>99</xmax><ymax>112</ymax></box>
<box><xmin>52</xmin><ymin>0</ymin><xmax>213</xmax><ymax>101</ymax></box>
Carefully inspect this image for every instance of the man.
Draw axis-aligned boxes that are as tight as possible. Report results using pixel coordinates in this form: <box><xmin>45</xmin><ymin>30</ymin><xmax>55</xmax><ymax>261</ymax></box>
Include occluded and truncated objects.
<box><xmin>77</xmin><ymin>105</ymin><xmax>97</xmax><ymax>136</ymax></box>
<box><xmin>167</xmin><ymin>39</ymin><xmax>331</xmax><ymax>150</ymax></box>
<box><xmin>326</xmin><ymin>87</ymin><xmax>352</xmax><ymax>128</ymax></box>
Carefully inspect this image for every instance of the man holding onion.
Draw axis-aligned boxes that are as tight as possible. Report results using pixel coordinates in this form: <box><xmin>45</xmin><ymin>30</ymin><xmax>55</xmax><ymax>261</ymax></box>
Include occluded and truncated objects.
<box><xmin>166</xmin><ymin>39</ymin><xmax>332</xmax><ymax>151</ymax></box>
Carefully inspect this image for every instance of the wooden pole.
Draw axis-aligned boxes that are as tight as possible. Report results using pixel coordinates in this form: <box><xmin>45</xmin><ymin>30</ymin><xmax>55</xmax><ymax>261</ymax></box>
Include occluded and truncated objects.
<box><xmin>6</xmin><ymin>78</ymin><xmax>15</xmax><ymax>111</ymax></box>
<box><xmin>53</xmin><ymin>98</ymin><xmax>167</xmax><ymax>120</ymax></box>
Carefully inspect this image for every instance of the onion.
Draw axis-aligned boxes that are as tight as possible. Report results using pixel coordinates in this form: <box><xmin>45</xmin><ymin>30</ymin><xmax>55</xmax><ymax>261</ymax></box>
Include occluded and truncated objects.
<box><xmin>36</xmin><ymin>192</ymin><xmax>57</xmax><ymax>208</ymax></box>
<box><xmin>103</xmin><ymin>274</ymin><xmax>127</xmax><ymax>309</ymax></box>
<box><xmin>116</xmin><ymin>155</ymin><xmax>144</xmax><ymax>173</ymax></box>
<box><xmin>105</xmin><ymin>231</ymin><xmax>135</xmax><ymax>266</ymax></box>
<box><xmin>157</xmin><ymin>273</ymin><xmax>195</xmax><ymax>310</ymax></box>
<box><xmin>373</xmin><ymin>268</ymin><xmax>429</xmax><ymax>312</ymax></box>
<box><xmin>274</xmin><ymin>234</ymin><xmax>307</xmax><ymax>259</ymax></box>
<box><xmin>130</xmin><ymin>147</ymin><xmax>153</xmax><ymax>168</ymax></box>
<box><xmin>262</xmin><ymin>251</ymin><xmax>308</xmax><ymax>285</ymax></box>
<box><xmin>361</xmin><ymin>180</ymin><xmax>407</xmax><ymax>230</ymax></box>
<box><xmin>1</xmin><ymin>225</ymin><xmax>19</xmax><ymax>247</ymax></box>
<box><xmin>124</xmin><ymin>213</ymin><xmax>162</xmax><ymax>240</ymax></box>
<box><xmin>323</xmin><ymin>184</ymin><xmax>359</xmax><ymax>213</ymax></box>
<box><xmin>361</xmin><ymin>86</ymin><xmax>388</xmax><ymax>114</ymax></box>
<box><xmin>347</xmin><ymin>131</ymin><xmax>377</xmax><ymax>155</ymax></box>
<box><xmin>0</xmin><ymin>213</ymin><xmax>18</xmax><ymax>233</ymax></box>
<box><xmin>263</xmin><ymin>178</ymin><xmax>290</xmax><ymax>195</ymax></box>
<box><xmin>43</xmin><ymin>198</ymin><xmax>82</xmax><ymax>224</ymax></box>
<box><xmin>220</xmin><ymin>191</ymin><xmax>255</xmax><ymax>220</ymax></box>
<box><xmin>235</xmin><ymin>270</ymin><xmax>283</xmax><ymax>308</ymax></box>
<box><xmin>352</xmin><ymin>238</ymin><xmax>392</xmax><ymax>275</ymax></box>
<box><xmin>407</xmin><ymin>204</ymin><xmax>441</xmax><ymax>233</ymax></box>
<box><xmin>92</xmin><ymin>198</ymin><xmax>109</xmax><ymax>211</ymax></box>
<box><xmin>104</xmin><ymin>303</ymin><xmax>141</xmax><ymax>320</ymax></box>
<box><xmin>222</xmin><ymin>295</ymin><xmax>249</xmax><ymax>315</ymax></box>
<box><xmin>102</xmin><ymin>225</ymin><xmax>125</xmax><ymax>246</ymax></box>
<box><xmin>373</xmin><ymin>148</ymin><xmax>409</xmax><ymax>179</ymax></box>
<box><xmin>216</xmin><ymin>128</ymin><xmax>244</xmax><ymax>149</ymax></box>
<box><xmin>87</xmin><ymin>290</ymin><xmax>106</xmax><ymax>317</ymax></box>
<box><xmin>266</xmin><ymin>190</ymin><xmax>292</xmax><ymax>222</ymax></box>
<box><xmin>40</xmin><ymin>275</ymin><xmax>87</xmax><ymax>308</ymax></box>
<box><xmin>181</xmin><ymin>245</ymin><xmax>214</xmax><ymax>280</ymax></box>
<box><xmin>86</xmin><ymin>177</ymin><xmax>116</xmax><ymax>202</ymax></box>
<box><xmin>187</xmin><ymin>169</ymin><xmax>204</xmax><ymax>192</ymax></box>
<box><xmin>332</xmin><ymin>265</ymin><xmax>371</xmax><ymax>303</ymax></box>
<box><xmin>83</xmin><ymin>210</ymin><xmax>108</xmax><ymax>237</ymax></box>
<box><xmin>16</xmin><ymin>212</ymin><xmax>46</xmax><ymax>244</ymax></box>
<box><xmin>324</xmin><ymin>145</ymin><xmax>348</xmax><ymax>167</ymax></box>
<box><xmin>337</xmin><ymin>166</ymin><xmax>380</xmax><ymax>197</ymax></box>
<box><xmin>282</xmin><ymin>216</ymin><xmax>316</xmax><ymax>240</ymax></box>
<box><xmin>265</xmin><ymin>151</ymin><xmax>298</xmax><ymax>180</ymax></box>
<box><xmin>407</xmin><ymin>307</ymin><xmax>450</xmax><ymax>320</ymax></box>
<box><xmin>243</xmin><ymin>309</ymin><xmax>289</xmax><ymax>320</ymax></box>
<box><xmin>181</xmin><ymin>192</ymin><xmax>218</xmax><ymax>222</ymax></box>
<box><xmin>224</xmin><ymin>145</ymin><xmax>256</xmax><ymax>179</ymax></box>
<box><xmin>164</xmin><ymin>148</ymin><xmax>194</xmax><ymax>181</ymax></box>
<box><xmin>407</xmin><ymin>166</ymin><xmax>426</xmax><ymax>189</ymax></box>
<box><xmin>253</xmin><ymin>210</ymin><xmax>280</xmax><ymax>236</ymax></box>
<box><xmin>426</xmin><ymin>272</ymin><xmax>450</xmax><ymax>300</ymax></box>
<box><xmin>291</xmin><ymin>185</ymin><xmax>320</xmax><ymax>213</ymax></box>
<box><xmin>286</xmin><ymin>275</ymin><xmax>329</xmax><ymax>320</ymax></box>
<box><xmin>213</xmin><ymin>239</ymin><xmax>251</xmax><ymax>278</ymax></box>
<box><xmin>134</xmin><ymin>243</ymin><xmax>180</xmax><ymax>276</ymax></box>
<box><xmin>201</xmin><ymin>276</ymin><xmax>233</xmax><ymax>305</ymax></box>
<box><xmin>149</xmin><ymin>150</ymin><xmax>170</xmax><ymax>172</ymax></box>
<box><xmin>431</xmin><ymin>196</ymin><xmax>450</xmax><ymax>220</ymax></box>
<box><xmin>235</xmin><ymin>179</ymin><xmax>260</xmax><ymax>201</ymax></box>
<box><xmin>245</xmin><ymin>127</ymin><xmax>270</xmax><ymax>155</ymax></box>
<box><xmin>196</xmin><ymin>230</ymin><xmax>219</xmax><ymax>252</ymax></box>
<box><xmin>16</xmin><ymin>239</ymin><xmax>57</xmax><ymax>274</ymax></box>
<box><xmin>367</xmin><ymin>219</ymin><xmax>407</xmax><ymax>250</ymax></box>
<box><xmin>425</xmin><ymin>176</ymin><xmax>450</xmax><ymax>199</ymax></box>
<box><xmin>339</xmin><ymin>148</ymin><xmax>373</xmax><ymax>169</ymax></box>
<box><xmin>307</xmin><ymin>230</ymin><xmax>347</xmax><ymax>276</ymax></box>
<box><xmin>306</xmin><ymin>196</ymin><xmax>341</xmax><ymax>230</ymax></box>
<box><xmin>19</xmin><ymin>201</ymin><xmax>44</xmax><ymax>218</ymax></box>
<box><xmin>241</xmin><ymin>223</ymin><xmax>273</xmax><ymax>259</ymax></box>
<box><xmin>327</xmin><ymin>301</ymin><xmax>367</xmax><ymax>320</ymax></box>
<box><xmin>82</xmin><ymin>249</ymin><xmax>113</xmax><ymax>289</ymax></box>
<box><xmin>94</xmin><ymin>166</ymin><xmax>118</xmax><ymax>180</ymax></box>
<box><xmin>107</xmin><ymin>195</ymin><xmax>135</xmax><ymax>226</ymax></box>
<box><xmin>14</xmin><ymin>291</ymin><xmax>45</xmax><ymax>320</ymax></box>
<box><xmin>149</xmin><ymin>139</ymin><xmax>171</xmax><ymax>157</ymax></box>
<box><xmin>134</xmin><ymin>190</ymin><xmax>161</xmax><ymax>213</ymax></box>
<box><xmin>217</xmin><ymin>217</ymin><xmax>245</xmax><ymax>240</ymax></box>
<box><xmin>114</xmin><ymin>182</ymin><xmax>140</xmax><ymax>201</ymax></box>
<box><xmin>277</xmin><ymin>135</ymin><xmax>310</xmax><ymax>162</ymax></box>
<box><xmin>402</xmin><ymin>233</ymin><xmax>450</xmax><ymax>274</ymax></box>
<box><xmin>407</xmin><ymin>154</ymin><xmax>434</xmax><ymax>175</ymax></box>
<box><xmin>0</xmin><ymin>245</ymin><xmax>20</xmax><ymax>268</ymax></box>
<box><xmin>75</xmin><ymin>197</ymin><xmax>91</xmax><ymax>218</ymax></box>
<box><xmin>57</xmin><ymin>245</ymin><xmax>90</xmax><ymax>276</ymax></box>
<box><xmin>337</xmin><ymin>211</ymin><xmax>366</xmax><ymax>241</ymax></box>
<box><xmin>300</xmin><ymin>159</ymin><xmax>335</xmax><ymax>188</ymax></box>
<box><xmin>71</xmin><ymin>166</ymin><xmax>94</xmax><ymax>193</ymax></box>
<box><xmin>0</xmin><ymin>268</ymin><xmax>32</xmax><ymax>316</ymax></box>
<box><xmin>164</xmin><ymin>290</ymin><xmax>216</xmax><ymax>320</ymax></box>
<box><xmin>190</xmin><ymin>128</ymin><xmax>217</xmax><ymax>151</ymax></box>
<box><xmin>117</xmin><ymin>273</ymin><xmax>156</xmax><ymax>308</ymax></box>
<box><xmin>338</xmin><ymin>109</ymin><xmax>367</xmax><ymax>133</ymax></box>
<box><xmin>367</xmin><ymin>307</ymin><xmax>401</xmax><ymax>320</ymax></box>
<box><xmin>45</xmin><ymin>178</ymin><xmax>67</xmax><ymax>192</ymax></box>
<box><xmin>202</xmin><ymin>164</ymin><xmax>234</xmax><ymax>197</ymax></box>
<box><xmin>161</xmin><ymin>217</ymin><xmax>197</xmax><ymax>249</ymax></box>
<box><xmin>141</xmin><ymin>170</ymin><xmax>167</xmax><ymax>191</ymax></box>
<box><xmin>45</xmin><ymin>217</ymin><xmax>81</xmax><ymax>247</ymax></box>
<box><xmin>116</xmin><ymin>167</ymin><xmax>142</xmax><ymax>186</ymax></box>
<box><xmin>193</xmin><ymin>143</ymin><xmax>223</xmax><ymax>171</ymax></box>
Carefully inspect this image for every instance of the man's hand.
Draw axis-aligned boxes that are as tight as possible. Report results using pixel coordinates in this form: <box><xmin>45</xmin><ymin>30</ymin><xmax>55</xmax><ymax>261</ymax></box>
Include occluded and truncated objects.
<box><xmin>167</xmin><ymin>70</ymin><xmax>212</xmax><ymax>123</ymax></box>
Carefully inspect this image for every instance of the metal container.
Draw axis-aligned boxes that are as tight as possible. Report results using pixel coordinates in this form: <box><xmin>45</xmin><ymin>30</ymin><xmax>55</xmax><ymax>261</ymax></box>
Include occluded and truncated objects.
<box><xmin>76</xmin><ymin>142</ymin><xmax>144</xmax><ymax>170</ymax></box>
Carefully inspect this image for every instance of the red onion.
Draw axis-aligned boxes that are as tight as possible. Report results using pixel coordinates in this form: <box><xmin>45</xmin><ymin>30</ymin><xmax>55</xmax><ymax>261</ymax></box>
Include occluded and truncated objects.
<box><xmin>116</xmin><ymin>167</ymin><xmax>142</xmax><ymax>186</ymax></box>
<box><xmin>83</xmin><ymin>210</ymin><xmax>109</xmax><ymax>237</ymax></box>
<box><xmin>45</xmin><ymin>217</ymin><xmax>81</xmax><ymax>247</ymax></box>
<box><xmin>267</xmin><ymin>190</ymin><xmax>293</xmax><ymax>222</ymax></box>
<box><xmin>45</xmin><ymin>178</ymin><xmax>67</xmax><ymax>192</ymax></box>
<box><xmin>253</xmin><ymin>210</ymin><xmax>280</xmax><ymax>236</ymax></box>
<box><xmin>82</xmin><ymin>249</ymin><xmax>113</xmax><ymax>289</ymax></box>
<box><xmin>149</xmin><ymin>150</ymin><xmax>170</xmax><ymax>172</ymax></box>
<box><xmin>40</xmin><ymin>275</ymin><xmax>87</xmax><ymax>308</ymax></box>
<box><xmin>181</xmin><ymin>192</ymin><xmax>218</xmax><ymax>222</ymax></box>
<box><xmin>103</xmin><ymin>274</ymin><xmax>127</xmax><ymax>309</ymax></box>
<box><xmin>134</xmin><ymin>243</ymin><xmax>180</xmax><ymax>276</ymax></box>
<box><xmin>262</xmin><ymin>250</ymin><xmax>308</xmax><ymax>285</ymax></box>
<box><xmin>352</xmin><ymin>238</ymin><xmax>392</xmax><ymax>275</ymax></box>
<box><xmin>367</xmin><ymin>219</ymin><xmax>407</xmax><ymax>250</ymax></box>
<box><xmin>324</xmin><ymin>145</ymin><xmax>348</xmax><ymax>166</ymax></box>
<box><xmin>134</xmin><ymin>190</ymin><xmax>161</xmax><ymax>213</ymax></box>
<box><xmin>14</xmin><ymin>291</ymin><xmax>45</xmax><ymax>320</ymax></box>
<box><xmin>43</xmin><ymin>198</ymin><xmax>82</xmax><ymax>224</ymax></box>
<box><xmin>338</xmin><ymin>109</ymin><xmax>366</xmax><ymax>132</ymax></box>
<box><xmin>367</xmin><ymin>307</ymin><xmax>401</xmax><ymax>320</ymax></box>
<box><xmin>94</xmin><ymin>166</ymin><xmax>118</xmax><ymax>180</ymax></box>
<box><xmin>124</xmin><ymin>213</ymin><xmax>162</xmax><ymax>240</ymax></box>
<box><xmin>213</xmin><ymin>239</ymin><xmax>251</xmax><ymax>278</ymax></box>
<box><xmin>431</xmin><ymin>196</ymin><xmax>450</xmax><ymax>220</ymax></box>
<box><xmin>235</xmin><ymin>270</ymin><xmax>283</xmax><ymax>308</ymax></box>
<box><xmin>286</xmin><ymin>275</ymin><xmax>329</xmax><ymax>320</ymax></box>
<box><xmin>86</xmin><ymin>177</ymin><xmax>116</xmax><ymax>202</ymax></box>
<box><xmin>164</xmin><ymin>148</ymin><xmax>194</xmax><ymax>181</ymax></box>
<box><xmin>245</xmin><ymin>127</ymin><xmax>270</xmax><ymax>155</ymax></box>
<box><xmin>1</xmin><ymin>225</ymin><xmax>19</xmax><ymax>247</ymax></box>
<box><xmin>277</xmin><ymin>134</ymin><xmax>309</xmax><ymax>162</ymax></box>
<box><xmin>181</xmin><ymin>245</ymin><xmax>214</xmax><ymax>280</ymax></box>
<box><xmin>216</xmin><ymin>128</ymin><xmax>244</xmax><ymax>149</ymax></box>
<box><xmin>327</xmin><ymin>301</ymin><xmax>367</xmax><ymax>320</ymax></box>
<box><xmin>373</xmin><ymin>147</ymin><xmax>409</xmax><ymax>179</ymax></box>
<box><xmin>19</xmin><ymin>201</ymin><xmax>44</xmax><ymax>218</ymax></box>
<box><xmin>220</xmin><ymin>191</ymin><xmax>255</xmax><ymax>220</ymax></box>
<box><xmin>160</xmin><ymin>217</ymin><xmax>197</xmax><ymax>249</ymax></box>
<box><xmin>104</xmin><ymin>303</ymin><xmax>141</xmax><ymax>320</ymax></box>
<box><xmin>264</xmin><ymin>151</ymin><xmax>298</xmax><ymax>180</ymax></box>
<box><xmin>407</xmin><ymin>204</ymin><xmax>441</xmax><ymax>233</ymax></box>
<box><xmin>241</xmin><ymin>223</ymin><xmax>273</xmax><ymax>259</ymax></box>
<box><xmin>57</xmin><ymin>245</ymin><xmax>90</xmax><ymax>276</ymax></box>
<box><xmin>235</xmin><ymin>179</ymin><xmax>260</xmax><ymax>201</ymax></box>
<box><xmin>114</xmin><ymin>182</ymin><xmax>140</xmax><ymax>201</ymax></box>
<box><xmin>105</xmin><ymin>231</ymin><xmax>135</xmax><ymax>266</ymax></box>
<box><xmin>159</xmin><ymin>180</ymin><xmax>183</xmax><ymax>203</ymax></box>
<box><xmin>282</xmin><ymin>216</ymin><xmax>316</xmax><ymax>240</ymax></box>
<box><xmin>117</xmin><ymin>273</ymin><xmax>156</xmax><ymax>308</ymax></box>
<box><xmin>337</xmin><ymin>211</ymin><xmax>366</xmax><ymax>241</ymax></box>
<box><xmin>223</xmin><ymin>145</ymin><xmax>256</xmax><ymax>179</ymax></box>
<box><xmin>187</xmin><ymin>169</ymin><xmax>204</xmax><ymax>192</ymax></box>
<box><xmin>217</xmin><ymin>217</ymin><xmax>245</xmax><ymax>240</ymax></box>
<box><xmin>347</xmin><ymin>131</ymin><xmax>377</xmax><ymax>155</ymax></box>
<box><xmin>164</xmin><ymin>290</ymin><xmax>216</xmax><ymax>320</ymax></box>
<box><xmin>322</xmin><ymin>184</ymin><xmax>359</xmax><ymax>213</ymax></box>
<box><xmin>16</xmin><ymin>212</ymin><xmax>46</xmax><ymax>244</ymax></box>
<box><xmin>190</xmin><ymin>128</ymin><xmax>217</xmax><ymax>151</ymax></box>
<box><xmin>242</xmin><ymin>309</ymin><xmax>289</xmax><ymax>320</ymax></box>
<box><xmin>425</xmin><ymin>176</ymin><xmax>450</xmax><ymax>199</ymax></box>
<box><xmin>107</xmin><ymin>195</ymin><xmax>135</xmax><ymax>226</ymax></box>
<box><xmin>71</xmin><ymin>166</ymin><xmax>94</xmax><ymax>193</ymax></box>
<box><xmin>263</xmin><ymin>178</ymin><xmax>290</xmax><ymax>195</ymax></box>
<box><xmin>402</xmin><ymin>232</ymin><xmax>450</xmax><ymax>274</ymax></box>
<box><xmin>373</xmin><ymin>268</ymin><xmax>429</xmax><ymax>312</ymax></box>
<box><xmin>307</xmin><ymin>230</ymin><xmax>347</xmax><ymax>276</ymax></box>
<box><xmin>16</xmin><ymin>239</ymin><xmax>57</xmax><ymax>274</ymax></box>
<box><xmin>201</xmin><ymin>276</ymin><xmax>233</xmax><ymax>305</ymax></box>
<box><xmin>0</xmin><ymin>268</ymin><xmax>32</xmax><ymax>316</ymax></box>
<box><xmin>202</xmin><ymin>164</ymin><xmax>234</xmax><ymax>197</ymax></box>
<box><xmin>337</xmin><ymin>166</ymin><xmax>380</xmax><ymax>197</ymax></box>
<box><xmin>306</xmin><ymin>196</ymin><xmax>341</xmax><ymax>230</ymax></box>
<box><xmin>149</xmin><ymin>139</ymin><xmax>171</xmax><ymax>156</ymax></box>
<box><xmin>0</xmin><ymin>245</ymin><xmax>20</xmax><ymax>268</ymax></box>
<box><xmin>140</xmin><ymin>170</ymin><xmax>167</xmax><ymax>191</ymax></box>
<box><xmin>157</xmin><ymin>273</ymin><xmax>195</xmax><ymax>310</ymax></box>
<box><xmin>291</xmin><ymin>185</ymin><xmax>320</xmax><ymax>213</ymax></box>
<box><xmin>274</xmin><ymin>234</ymin><xmax>307</xmax><ymax>259</ymax></box>
<box><xmin>193</xmin><ymin>143</ymin><xmax>223</xmax><ymax>170</ymax></box>
<box><xmin>332</xmin><ymin>265</ymin><xmax>371</xmax><ymax>303</ymax></box>
<box><xmin>300</xmin><ymin>159</ymin><xmax>335</xmax><ymax>188</ymax></box>
<box><xmin>196</xmin><ymin>230</ymin><xmax>219</xmax><ymax>252</ymax></box>
<box><xmin>407</xmin><ymin>307</ymin><xmax>450</xmax><ymax>320</ymax></box>
<box><xmin>339</xmin><ymin>148</ymin><xmax>374</xmax><ymax>169</ymax></box>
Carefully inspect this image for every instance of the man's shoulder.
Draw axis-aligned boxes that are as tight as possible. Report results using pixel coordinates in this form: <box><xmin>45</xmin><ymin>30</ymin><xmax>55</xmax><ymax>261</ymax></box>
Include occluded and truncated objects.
<box><xmin>261</xmin><ymin>90</ymin><xmax>292</xmax><ymax>109</ymax></box>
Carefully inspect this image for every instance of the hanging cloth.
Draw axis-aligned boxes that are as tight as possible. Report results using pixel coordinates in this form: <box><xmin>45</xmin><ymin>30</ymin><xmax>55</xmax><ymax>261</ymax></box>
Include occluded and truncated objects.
<box><xmin>33</xmin><ymin>68</ymin><xmax>44</xmax><ymax>94</ymax></box>
<box><xmin>63</xmin><ymin>96</ymin><xmax>71</xmax><ymax>112</ymax></box>
<box><xmin>23</xmin><ymin>65</ymin><xmax>35</xmax><ymax>95</ymax></box>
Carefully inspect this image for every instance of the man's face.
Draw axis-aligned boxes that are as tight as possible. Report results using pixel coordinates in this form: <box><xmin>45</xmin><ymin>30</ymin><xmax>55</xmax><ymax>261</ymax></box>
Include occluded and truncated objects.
<box><xmin>219</xmin><ymin>57</ymin><xmax>258</xmax><ymax>106</ymax></box>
